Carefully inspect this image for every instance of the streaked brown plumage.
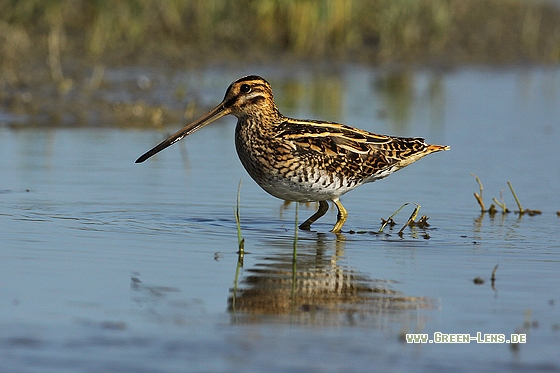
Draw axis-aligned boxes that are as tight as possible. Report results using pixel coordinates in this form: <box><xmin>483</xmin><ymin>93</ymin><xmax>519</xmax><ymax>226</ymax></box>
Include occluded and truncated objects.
<box><xmin>136</xmin><ymin>75</ymin><xmax>449</xmax><ymax>233</ymax></box>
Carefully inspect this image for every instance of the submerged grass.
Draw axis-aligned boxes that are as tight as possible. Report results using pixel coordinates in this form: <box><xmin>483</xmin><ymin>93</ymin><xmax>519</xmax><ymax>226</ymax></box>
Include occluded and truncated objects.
<box><xmin>471</xmin><ymin>174</ymin><xmax>542</xmax><ymax>216</ymax></box>
<box><xmin>379</xmin><ymin>202</ymin><xmax>421</xmax><ymax>234</ymax></box>
<box><xmin>472</xmin><ymin>264</ymin><xmax>499</xmax><ymax>288</ymax></box>
<box><xmin>379</xmin><ymin>203</ymin><xmax>409</xmax><ymax>232</ymax></box>
<box><xmin>234</xmin><ymin>180</ymin><xmax>245</xmax><ymax>256</ymax></box>
<box><xmin>231</xmin><ymin>180</ymin><xmax>245</xmax><ymax>313</ymax></box>
<box><xmin>397</xmin><ymin>203</ymin><xmax>421</xmax><ymax>235</ymax></box>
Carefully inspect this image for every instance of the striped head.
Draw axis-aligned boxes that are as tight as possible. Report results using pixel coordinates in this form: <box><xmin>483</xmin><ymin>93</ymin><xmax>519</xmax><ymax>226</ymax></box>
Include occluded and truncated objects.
<box><xmin>135</xmin><ymin>75</ymin><xmax>278</xmax><ymax>163</ymax></box>
<box><xmin>222</xmin><ymin>75</ymin><xmax>277</xmax><ymax>118</ymax></box>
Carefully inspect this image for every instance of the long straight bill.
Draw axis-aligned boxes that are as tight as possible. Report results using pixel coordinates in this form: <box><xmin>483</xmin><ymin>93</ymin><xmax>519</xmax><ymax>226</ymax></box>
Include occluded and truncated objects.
<box><xmin>135</xmin><ymin>103</ymin><xmax>230</xmax><ymax>163</ymax></box>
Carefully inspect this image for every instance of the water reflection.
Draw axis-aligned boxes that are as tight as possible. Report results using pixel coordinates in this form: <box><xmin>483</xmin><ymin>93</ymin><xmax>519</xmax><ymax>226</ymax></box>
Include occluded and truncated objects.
<box><xmin>276</xmin><ymin>74</ymin><xmax>344</xmax><ymax>121</ymax></box>
<box><xmin>228</xmin><ymin>234</ymin><xmax>434</xmax><ymax>326</ymax></box>
<box><xmin>130</xmin><ymin>272</ymin><xmax>198</xmax><ymax>326</ymax></box>
<box><xmin>373</xmin><ymin>71</ymin><xmax>415</xmax><ymax>127</ymax></box>
<box><xmin>3</xmin><ymin>66</ymin><xmax>450</xmax><ymax>139</ymax></box>
<box><xmin>372</xmin><ymin>70</ymin><xmax>446</xmax><ymax>135</ymax></box>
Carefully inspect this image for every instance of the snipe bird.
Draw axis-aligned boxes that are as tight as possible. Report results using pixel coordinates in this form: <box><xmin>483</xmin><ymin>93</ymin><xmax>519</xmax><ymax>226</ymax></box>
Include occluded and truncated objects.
<box><xmin>136</xmin><ymin>75</ymin><xmax>449</xmax><ymax>233</ymax></box>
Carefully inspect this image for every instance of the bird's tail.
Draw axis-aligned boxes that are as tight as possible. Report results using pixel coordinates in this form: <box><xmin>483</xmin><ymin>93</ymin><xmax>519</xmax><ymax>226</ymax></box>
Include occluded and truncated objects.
<box><xmin>427</xmin><ymin>144</ymin><xmax>450</xmax><ymax>153</ymax></box>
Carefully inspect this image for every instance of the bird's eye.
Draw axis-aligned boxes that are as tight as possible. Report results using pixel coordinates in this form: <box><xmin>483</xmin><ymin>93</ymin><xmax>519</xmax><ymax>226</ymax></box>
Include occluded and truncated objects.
<box><xmin>240</xmin><ymin>84</ymin><xmax>251</xmax><ymax>93</ymax></box>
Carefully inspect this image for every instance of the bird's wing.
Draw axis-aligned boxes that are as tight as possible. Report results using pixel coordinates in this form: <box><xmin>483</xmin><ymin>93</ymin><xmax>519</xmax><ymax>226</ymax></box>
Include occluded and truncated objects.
<box><xmin>275</xmin><ymin>118</ymin><xmax>431</xmax><ymax>180</ymax></box>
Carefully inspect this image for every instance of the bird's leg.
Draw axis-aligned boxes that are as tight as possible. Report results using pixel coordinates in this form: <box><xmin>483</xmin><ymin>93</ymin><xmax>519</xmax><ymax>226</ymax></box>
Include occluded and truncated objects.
<box><xmin>299</xmin><ymin>200</ymin><xmax>329</xmax><ymax>230</ymax></box>
<box><xmin>331</xmin><ymin>198</ymin><xmax>348</xmax><ymax>233</ymax></box>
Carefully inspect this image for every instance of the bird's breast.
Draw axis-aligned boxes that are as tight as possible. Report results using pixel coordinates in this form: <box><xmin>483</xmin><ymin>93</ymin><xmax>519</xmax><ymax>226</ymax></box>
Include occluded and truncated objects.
<box><xmin>234</xmin><ymin>123</ymin><xmax>362</xmax><ymax>201</ymax></box>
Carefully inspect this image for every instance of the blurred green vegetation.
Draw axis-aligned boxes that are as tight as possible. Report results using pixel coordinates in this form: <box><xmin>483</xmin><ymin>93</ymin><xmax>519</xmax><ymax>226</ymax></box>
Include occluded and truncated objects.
<box><xmin>1</xmin><ymin>0</ymin><xmax>560</xmax><ymax>70</ymax></box>
<box><xmin>1</xmin><ymin>0</ymin><xmax>559</xmax><ymax>128</ymax></box>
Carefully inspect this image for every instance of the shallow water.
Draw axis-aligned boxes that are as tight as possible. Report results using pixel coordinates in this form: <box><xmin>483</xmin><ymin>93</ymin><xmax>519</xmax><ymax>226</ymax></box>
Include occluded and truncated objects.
<box><xmin>1</xmin><ymin>66</ymin><xmax>560</xmax><ymax>372</ymax></box>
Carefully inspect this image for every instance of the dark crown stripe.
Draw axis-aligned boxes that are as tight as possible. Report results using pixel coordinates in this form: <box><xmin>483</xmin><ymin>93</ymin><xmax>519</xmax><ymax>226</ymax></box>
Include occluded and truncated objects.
<box><xmin>235</xmin><ymin>75</ymin><xmax>267</xmax><ymax>84</ymax></box>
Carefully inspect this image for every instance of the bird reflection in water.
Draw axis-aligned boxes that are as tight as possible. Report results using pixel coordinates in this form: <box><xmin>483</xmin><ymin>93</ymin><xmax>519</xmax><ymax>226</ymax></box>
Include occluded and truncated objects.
<box><xmin>228</xmin><ymin>234</ymin><xmax>435</xmax><ymax>326</ymax></box>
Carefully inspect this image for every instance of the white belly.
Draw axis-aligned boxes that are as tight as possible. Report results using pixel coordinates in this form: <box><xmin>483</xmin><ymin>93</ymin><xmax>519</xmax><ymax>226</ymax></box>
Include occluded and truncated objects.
<box><xmin>253</xmin><ymin>169</ymin><xmax>362</xmax><ymax>202</ymax></box>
